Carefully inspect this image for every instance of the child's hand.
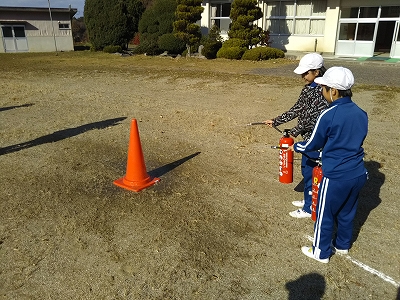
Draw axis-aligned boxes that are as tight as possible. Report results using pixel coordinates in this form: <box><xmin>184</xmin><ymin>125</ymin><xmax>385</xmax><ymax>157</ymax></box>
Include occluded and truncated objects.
<box><xmin>264</xmin><ymin>120</ymin><xmax>274</xmax><ymax>127</ymax></box>
<box><xmin>287</xmin><ymin>145</ymin><xmax>294</xmax><ymax>151</ymax></box>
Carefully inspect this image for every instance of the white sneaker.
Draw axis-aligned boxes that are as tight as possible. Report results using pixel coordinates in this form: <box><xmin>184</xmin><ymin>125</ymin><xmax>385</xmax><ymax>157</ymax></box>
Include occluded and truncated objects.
<box><xmin>331</xmin><ymin>243</ymin><xmax>349</xmax><ymax>255</ymax></box>
<box><xmin>289</xmin><ymin>209</ymin><xmax>311</xmax><ymax>218</ymax></box>
<box><xmin>301</xmin><ymin>246</ymin><xmax>329</xmax><ymax>263</ymax></box>
<box><xmin>292</xmin><ymin>200</ymin><xmax>305</xmax><ymax>207</ymax></box>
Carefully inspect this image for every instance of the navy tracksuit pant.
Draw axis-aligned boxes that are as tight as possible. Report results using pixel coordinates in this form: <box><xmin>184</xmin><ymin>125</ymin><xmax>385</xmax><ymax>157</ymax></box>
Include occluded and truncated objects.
<box><xmin>312</xmin><ymin>172</ymin><xmax>368</xmax><ymax>259</ymax></box>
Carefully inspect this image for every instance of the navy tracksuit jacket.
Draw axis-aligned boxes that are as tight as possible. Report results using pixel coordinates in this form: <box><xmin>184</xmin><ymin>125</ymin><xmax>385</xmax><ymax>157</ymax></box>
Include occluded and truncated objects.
<box><xmin>293</xmin><ymin>96</ymin><xmax>368</xmax><ymax>259</ymax></box>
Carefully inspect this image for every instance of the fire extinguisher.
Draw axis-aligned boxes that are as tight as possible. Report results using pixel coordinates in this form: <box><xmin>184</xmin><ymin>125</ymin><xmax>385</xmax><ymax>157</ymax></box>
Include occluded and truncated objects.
<box><xmin>311</xmin><ymin>162</ymin><xmax>323</xmax><ymax>221</ymax></box>
<box><xmin>279</xmin><ymin>129</ymin><xmax>294</xmax><ymax>184</ymax></box>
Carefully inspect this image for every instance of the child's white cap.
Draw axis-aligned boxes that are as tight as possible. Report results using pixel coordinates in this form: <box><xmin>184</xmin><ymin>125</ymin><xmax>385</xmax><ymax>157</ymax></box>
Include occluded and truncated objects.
<box><xmin>314</xmin><ymin>66</ymin><xmax>354</xmax><ymax>90</ymax></box>
<box><xmin>293</xmin><ymin>53</ymin><xmax>324</xmax><ymax>74</ymax></box>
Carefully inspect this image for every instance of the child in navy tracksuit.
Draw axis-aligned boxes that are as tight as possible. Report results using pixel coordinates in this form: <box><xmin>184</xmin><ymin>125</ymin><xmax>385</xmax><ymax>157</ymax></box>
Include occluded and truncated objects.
<box><xmin>290</xmin><ymin>67</ymin><xmax>368</xmax><ymax>263</ymax></box>
<box><xmin>264</xmin><ymin>53</ymin><xmax>329</xmax><ymax>219</ymax></box>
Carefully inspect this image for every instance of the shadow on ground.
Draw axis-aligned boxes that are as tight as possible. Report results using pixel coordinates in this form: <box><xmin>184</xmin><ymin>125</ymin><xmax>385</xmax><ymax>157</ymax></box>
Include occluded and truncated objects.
<box><xmin>149</xmin><ymin>152</ymin><xmax>201</xmax><ymax>178</ymax></box>
<box><xmin>0</xmin><ymin>103</ymin><xmax>34</xmax><ymax>112</ymax></box>
<box><xmin>353</xmin><ymin>160</ymin><xmax>384</xmax><ymax>243</ymax></box>
<box><xmin>285</xmin><ymin>273</ymin><xmax>326</xmax><ymax>300</ymax></box>
<box><xmin>0</xmin><ymin>117</ymin><xmax>127</xmax><ymax>156</ymax></box>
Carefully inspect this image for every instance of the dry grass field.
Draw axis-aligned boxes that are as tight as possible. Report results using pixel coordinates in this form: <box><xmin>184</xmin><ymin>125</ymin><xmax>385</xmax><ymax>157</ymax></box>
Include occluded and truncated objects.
<box><xmin>0</xmin><ymin>52</ymin><xmax>399</xmax><ymax>299</ymax></box>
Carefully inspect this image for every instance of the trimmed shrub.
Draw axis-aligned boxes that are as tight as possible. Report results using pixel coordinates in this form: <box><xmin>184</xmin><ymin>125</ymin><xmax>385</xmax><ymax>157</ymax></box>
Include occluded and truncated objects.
<box><xmin>228</xmin><ymin>0</ymin><xmax>263</xmax><ymax>49</ymax></box>
<box><xmin>173</xmin><ymin>0</ymin><xmax>204</xmax><ymax>56</ymax></box>
<box><xmin>103</xmin><ymin>45</ymin><xmax>123</xmax><ymax>53</ymax></box>
<box><xmin>158</xmin><ymin>33</ymin><xmax>186</xmax><ymax>54</ymax></box>
<box><xmin>217</xmin><ymin>46</ymin><xmax>246</xmax><ymax>60</ymax></box>
<box><xmin>242</xmin><ymin>47</ymin><xmax>285</xmax><ymax>61</ymax></box>
<box><xmin>202</xmin><ymin>41</ymin><xmax>222</xmax><ymax>59</ymax></box>
<box><xmin>216</xmin><ymin>38</ymin><xmax>247</xmax><ymax>60</ymax></box>
<box><xmin>222</xmin><ymin>38</ymin><xmax>248</xmax><ymax>48</ymax></box>
<box><xmin>200</xmin><ymin>25</ymin><xmax>223</xmax><ymax>59</ymax></box>
<box><xmin>134</xmin><ymin>37</ymin><xmax>162</xmax><ymax>55</ymax></box>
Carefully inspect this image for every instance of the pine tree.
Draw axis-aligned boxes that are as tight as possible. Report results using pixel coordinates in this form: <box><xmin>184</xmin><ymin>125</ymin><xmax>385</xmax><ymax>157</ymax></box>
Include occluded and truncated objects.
<box><xmin>84</xmin><ymin>0</ymin><xmax>144</xmax><ymax>50</ymax></box>
<box><xmin>173</xmin><ymin>0</ymin><xmax>204</xmax><ymax>56</ymax></box>
<box><xmin>228</xmin><ymin>0</ymin><xmax>263</xmax><ymax>49</ymax></box>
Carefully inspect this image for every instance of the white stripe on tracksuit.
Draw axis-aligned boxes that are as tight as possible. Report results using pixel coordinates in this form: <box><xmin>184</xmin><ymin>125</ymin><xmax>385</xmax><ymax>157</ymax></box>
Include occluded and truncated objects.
<box><xmin>295</xmin><ymin>106</ymin><xmax>336</xmax><ymax>152</ymax></box>
<box><xmin>313</xmin><ymin>177</ymin><xmax>329</xmax><ymax>259</ymax></box>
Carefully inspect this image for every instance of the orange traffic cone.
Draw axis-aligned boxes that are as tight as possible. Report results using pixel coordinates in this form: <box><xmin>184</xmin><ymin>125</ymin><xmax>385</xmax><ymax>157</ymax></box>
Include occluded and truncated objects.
<box><xmin>113</xmin><ymin>119</ymin><xmax>160</xmax><ymax>192</ymax></box>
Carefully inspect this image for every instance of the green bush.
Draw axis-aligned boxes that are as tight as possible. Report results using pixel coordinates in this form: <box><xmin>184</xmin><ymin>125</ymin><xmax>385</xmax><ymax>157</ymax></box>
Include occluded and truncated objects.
<box><xmin>202</xmin><ymin>41</ymin><xmax>222</xmax><ymax>59</ymax></box>
<box><xmin>200</xmin><ymin>25</ymin><xmax>223</xmax><ymax>59</ymax></box>
<box><xmin>137</xmin><ymin>0</ymin><xmax>177</xmax><ymax>55</ymax></box>
<box><xmin>103</xmin><ymin>45</ymin><xmax>123</xmax><ymax>53</ymax></box>
<box><xmin>242</xmin><ymin>47</ymin><xmax>285</xmax><ymax>61</ymax></box>
<box><xmin>84</xmin><ymin>0</ymin><xmax>144</xmax><ymax>51</ymax></box>
<box><xmin>216</xmin><ymin>46</ymin><xmax>246</xmax><ymax>60</ymax></box>
<box><xmin>158</xmin><ymin>33</ymin><xmax>186</xmax><ymax>54</ymax></box>
<box><xmin>216</xmin><ymin>38</ymin><xmax>247</xmax><ymax>60</ymax></box>
<box><xmin>134</xmin><ymin>36</ymin><xmax>163</xmax><ymax>55</ymax></box>
<box><xmin>221</xmin><ymin>38</ymin><xmax>248</xmax><ymax>49</ymax></box>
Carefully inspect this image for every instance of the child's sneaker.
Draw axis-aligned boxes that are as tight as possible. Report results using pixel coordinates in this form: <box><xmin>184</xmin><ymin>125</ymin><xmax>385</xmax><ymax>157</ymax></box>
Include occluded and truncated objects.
<box><xmin>301</xmin><ymin>246</ymin><xmax>329</xmax><ymax>263</ymax></box>
<box><xmin>289</xmin><ymin>209</ymin><xmax>311</xmax><ymax>218</ymax></box>
<box><xmin>292</xmin><ymin>200</ymin><xmax>305</xmax><ymax>207</ymax></box>
<box><xmin>331</xmin><ymin>242</ymin><xmax>349</xmax><ymax>255</ymax></box>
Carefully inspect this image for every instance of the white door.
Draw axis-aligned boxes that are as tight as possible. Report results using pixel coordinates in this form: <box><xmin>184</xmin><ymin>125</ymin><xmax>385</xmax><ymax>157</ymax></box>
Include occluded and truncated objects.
<box><xmin>1</xmin><ymin>25</ymin><xmax>28</xmax><ymax>52</ymax></box>
<box><xmin>2</xmin><ymin>26</ymin><xmax>16</xmax><ymax>52</ymax></box>
<box><xmin>390</xmin><ymin>21</ymin><xmax>400</xmax><ymax>58</ymax></box>
<box><xmin>13</xmin><ymin>26</ymin><xmax>28</xmax><ymax>51</ymax></box>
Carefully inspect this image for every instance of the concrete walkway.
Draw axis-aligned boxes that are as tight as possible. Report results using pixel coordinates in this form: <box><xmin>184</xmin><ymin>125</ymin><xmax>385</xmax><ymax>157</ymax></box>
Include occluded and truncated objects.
<box><xmin>251</xmin><ymin>51</ymin><xmax>400</xmax><ymax>87</ymax></box>
<box><xmin>285</xmin><ymin>51</ymin><xmax>400</xmax><ymax>66</ymax></box>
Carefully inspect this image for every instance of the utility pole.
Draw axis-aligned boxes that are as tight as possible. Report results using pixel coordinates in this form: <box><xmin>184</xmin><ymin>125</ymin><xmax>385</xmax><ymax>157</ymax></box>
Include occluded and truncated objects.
<box><xmin>48</xmin><ymin>0</ymin><xmax>58</xmax><ymax>53</ymax></box>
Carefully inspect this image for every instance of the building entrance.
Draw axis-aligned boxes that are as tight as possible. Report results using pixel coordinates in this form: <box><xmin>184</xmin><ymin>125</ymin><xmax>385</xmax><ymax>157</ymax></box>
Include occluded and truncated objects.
<box><xmin>374</xmin><ymin>21</ymin><xmax>395</xmax><ymax>56</ymax></box>
<box><xmin>335</xmin><ymin>6</ymin><xmax>400</xmax><ymax>58</ymax></box>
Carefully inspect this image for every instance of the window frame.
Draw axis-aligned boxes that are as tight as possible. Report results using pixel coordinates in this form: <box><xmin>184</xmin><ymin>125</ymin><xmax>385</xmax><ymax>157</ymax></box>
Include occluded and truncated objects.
<box><xmin>265</xmin><ymin>0</ymin><xmax>327</xmax><ymax>36</ymax></box>
<box><xmin>209</xmin><ymin>2</ymin><xmax>232</xmax><ymax>34</ymax></box>
<box><xmin>58</xmin><ymin>23</ymin><xmax>70</xmax><ymax>30</ymax></box>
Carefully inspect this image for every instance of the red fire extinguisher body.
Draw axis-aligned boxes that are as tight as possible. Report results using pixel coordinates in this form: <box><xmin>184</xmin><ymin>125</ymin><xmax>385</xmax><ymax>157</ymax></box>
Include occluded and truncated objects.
<box><xmin>279</xmin><ymin>130</ymin><xmax>294</xmax><ymax>184</ymax></box>
<box><xmin>311</xmin><ymin>164</ymin><xmax>323</xmax><ymax>221</ymax></box>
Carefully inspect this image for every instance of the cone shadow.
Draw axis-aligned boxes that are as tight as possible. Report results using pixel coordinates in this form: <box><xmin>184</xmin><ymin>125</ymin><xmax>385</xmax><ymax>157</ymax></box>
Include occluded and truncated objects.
<box><xmin>148</xmin><ymin>152</ymin><xmax>201</xmax><ymax>178</ymax></box>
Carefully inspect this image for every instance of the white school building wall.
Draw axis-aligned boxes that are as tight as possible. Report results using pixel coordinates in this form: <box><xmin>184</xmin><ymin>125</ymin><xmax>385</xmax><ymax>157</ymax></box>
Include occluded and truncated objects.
<box><xmin>200</xmin><ymin>0</ymin><xmax>400</xmax><ymax>58</ymax></box>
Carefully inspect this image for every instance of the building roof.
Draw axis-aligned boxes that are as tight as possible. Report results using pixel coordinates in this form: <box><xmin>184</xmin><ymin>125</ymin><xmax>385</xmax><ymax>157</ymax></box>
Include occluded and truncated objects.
<box><xmin>0</xmin><ymin>6</ymin><xmax>77</xmax><ymax>18</ymax></box>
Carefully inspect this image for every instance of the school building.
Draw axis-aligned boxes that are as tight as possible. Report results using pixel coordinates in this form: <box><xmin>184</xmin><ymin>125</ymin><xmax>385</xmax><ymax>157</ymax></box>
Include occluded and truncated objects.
<box><xmin>0</xmin><ymin>6</ymin><xmax>77</xmax><ymax>53</ymax></box>
<box><xmin>200</xmin><ymin>0</ymin><xmax>400</xmax><ymax>58</ymax></box>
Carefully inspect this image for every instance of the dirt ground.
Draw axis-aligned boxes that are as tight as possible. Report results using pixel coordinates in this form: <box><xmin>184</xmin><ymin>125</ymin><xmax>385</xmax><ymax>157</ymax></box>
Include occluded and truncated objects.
<box><xmin>0</xmin><ymin>52</ymin><xmax>399</xmax><ymax>299</ymax></box>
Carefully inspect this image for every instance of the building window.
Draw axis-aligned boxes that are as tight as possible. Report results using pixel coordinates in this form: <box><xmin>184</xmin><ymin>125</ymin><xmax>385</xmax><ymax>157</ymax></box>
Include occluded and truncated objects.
<box><xmin>59</xmin><ymin>23</ymin><xmax>70</xmax><ymax>29</ymax></box>
<box><xmin>380</xmin><ymin>6</ymin><xmax>400</xmax><ymax>18</ymax></box>
<box><xmin>1</xmin><ymin>25</ymin><xmax>26</xmax><ymax>37</ymax></box>
<box><xmin>13</xmin><ymin>26</ymin><xmax>26</xmax><ymax>37</ymax></box>
<box><xmin>210</xmin><ymin>3</ymin><xmax>231</xmax><ymax>34</ymax></box>
<box><xmin>338</xmin><ymin>23</ymin><xmax>356</xmax><ymax>40</ymax></box>
<box><xmin>337</xmin><ymin>6</ymin><xmax>400</xmax><ymax>42</ymax></box>
<box><xmin>2</xmin><ymin>26</ymin><xmax>13</xmax><ymax>37</ymax></box>
<box><xmin>265</xmin><ymin>0</ymin><xmax>327</xmax><ymax>35</ymax></box>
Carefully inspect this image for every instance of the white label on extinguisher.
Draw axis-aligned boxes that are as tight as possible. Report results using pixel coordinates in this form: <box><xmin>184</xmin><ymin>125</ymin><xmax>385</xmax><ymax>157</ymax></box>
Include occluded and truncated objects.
<box><xmin>282</xmin><ymin>144</ymin><xmax>289</xmax><ymax>147</ymax></box>
<box><xmin>280</xmin><ymin>151</ymin><xmax>288</xmax><ymax>168</ymax></box>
